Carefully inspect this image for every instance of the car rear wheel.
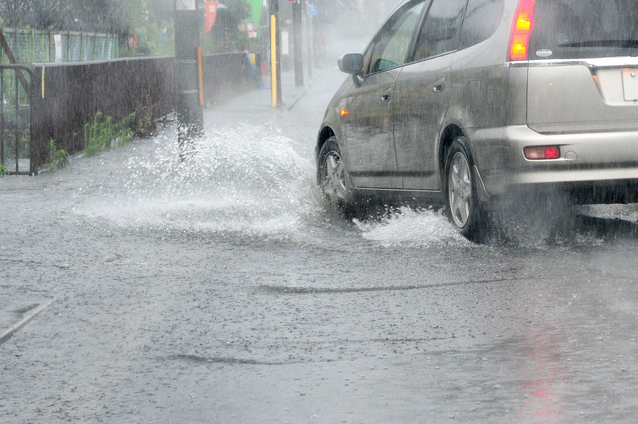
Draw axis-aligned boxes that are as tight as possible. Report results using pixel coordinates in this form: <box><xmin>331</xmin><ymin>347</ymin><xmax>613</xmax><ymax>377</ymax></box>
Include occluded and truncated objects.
<box><xmin>317</xmin><ymin>137</ymin><xmax>355</xmax><ymax>216</ymax></box>
<box><xmin>444</xmin><ymin>137</ymin><xmax>485</xmax><ymax>241</ymax></box>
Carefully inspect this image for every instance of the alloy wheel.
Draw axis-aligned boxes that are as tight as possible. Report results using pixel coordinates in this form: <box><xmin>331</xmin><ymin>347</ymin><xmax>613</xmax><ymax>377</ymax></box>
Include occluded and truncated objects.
<box><xmin>322</xmin><ymin>150</ymin><xmax>348</xmax><ymax>203</ymax></box>
<box><xmin>448</xmin><ymin>151</ymin><xmax>473</xmax><ymax>228</ymax></box>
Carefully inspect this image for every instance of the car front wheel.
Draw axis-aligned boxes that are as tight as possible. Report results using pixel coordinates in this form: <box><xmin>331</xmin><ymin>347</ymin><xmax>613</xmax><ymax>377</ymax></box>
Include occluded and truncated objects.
<box><xmin>317</xmin><ymin>137</ymin><xmax>355</xmax><ymax>216</ymax></box>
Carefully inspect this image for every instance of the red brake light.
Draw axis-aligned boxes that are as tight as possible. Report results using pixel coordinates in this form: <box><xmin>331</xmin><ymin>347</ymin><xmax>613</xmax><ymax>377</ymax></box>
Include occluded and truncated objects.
<box><xmin>508</xmin><ymin>0</ymin><xmax>537</xmax><ymax>61</ymax></box>
<box><xmin>524</xmin><ymin>146</ymin><xmax>561</xmax><ymax>160</ymax></box>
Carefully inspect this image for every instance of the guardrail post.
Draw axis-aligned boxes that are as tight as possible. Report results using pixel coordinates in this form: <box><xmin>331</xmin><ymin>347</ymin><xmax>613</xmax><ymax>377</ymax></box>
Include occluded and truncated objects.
<box><xmin>66</xmin><ymin>31</ymin><xmax>71</xmax><ymax>61</ymax></box>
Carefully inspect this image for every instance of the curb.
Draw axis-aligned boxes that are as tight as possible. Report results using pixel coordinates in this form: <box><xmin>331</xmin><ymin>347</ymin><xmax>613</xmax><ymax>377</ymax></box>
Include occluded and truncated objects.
<box><xmin>0</xmin><ymin>298</ymin><xmax>55</xmax><ymax>345</ymax></box>
<box><xmin>287</xmin><ymin>87</ymin><xmax>309</xmax><ymax>111</ymax></box>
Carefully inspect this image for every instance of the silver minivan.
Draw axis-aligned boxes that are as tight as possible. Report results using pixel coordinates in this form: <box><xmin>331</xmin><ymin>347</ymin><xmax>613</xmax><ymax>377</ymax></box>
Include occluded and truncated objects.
<box><xmin>316</xmin><ymin>0</ymin><xmax>638</xmax><ymax>240</ymax></box>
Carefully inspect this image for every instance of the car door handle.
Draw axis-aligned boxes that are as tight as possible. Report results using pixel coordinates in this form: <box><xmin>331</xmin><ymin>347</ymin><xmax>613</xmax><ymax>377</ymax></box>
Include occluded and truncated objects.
<box><xmin>380</xmin><ymin>93</ymin><xmax>391</xmax><ymax>102</ymax></box>
<box><xmin>433</xmin><ymin>78</ymin><xmax>446</xmax><ymax>93</ymax></box>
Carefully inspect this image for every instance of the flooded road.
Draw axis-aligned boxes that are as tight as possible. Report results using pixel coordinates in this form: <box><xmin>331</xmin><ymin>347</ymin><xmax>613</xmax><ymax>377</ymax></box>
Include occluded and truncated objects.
<box><xmin>2</xmin><ymin>58</ymin><xmax>638</xmax><ymax>423</ymax></box>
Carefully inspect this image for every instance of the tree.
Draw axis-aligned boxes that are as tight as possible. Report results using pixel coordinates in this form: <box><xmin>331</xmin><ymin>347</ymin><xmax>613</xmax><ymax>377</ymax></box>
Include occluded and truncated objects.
<box><xmin>205</xmin><ymin>0</ymin><xmax>252</xmax><ymax>53</ymax></box>
<box><xmin>0</xmin><ymin>0</ymin><xmax>145</xmax><ymax>40</ymax></box>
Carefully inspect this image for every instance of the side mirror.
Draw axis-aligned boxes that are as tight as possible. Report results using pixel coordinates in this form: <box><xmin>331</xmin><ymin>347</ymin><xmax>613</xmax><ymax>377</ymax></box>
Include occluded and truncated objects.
<box><xmin>338</xmin><ymin>53</ymin><xmax>364</xmax><ymax>75</ymax></box>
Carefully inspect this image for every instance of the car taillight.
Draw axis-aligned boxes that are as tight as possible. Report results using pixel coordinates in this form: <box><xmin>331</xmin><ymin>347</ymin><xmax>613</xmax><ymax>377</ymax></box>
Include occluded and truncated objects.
<box><xmin>508</xmin><ymin>0</ymin><xmax>536</xmax><ymax>61</ymax></box>
<box><xmin>524</xmin><ymin>146</ymin><xmax>561</xmax><ymax>160</ymax></box>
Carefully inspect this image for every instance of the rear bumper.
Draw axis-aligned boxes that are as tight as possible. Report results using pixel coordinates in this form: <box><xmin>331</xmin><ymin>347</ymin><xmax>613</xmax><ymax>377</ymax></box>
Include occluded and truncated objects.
<box><xmin>472</xmin><ymin>125</ymin><xmax>638</xmax><ymax>202</ymax></box>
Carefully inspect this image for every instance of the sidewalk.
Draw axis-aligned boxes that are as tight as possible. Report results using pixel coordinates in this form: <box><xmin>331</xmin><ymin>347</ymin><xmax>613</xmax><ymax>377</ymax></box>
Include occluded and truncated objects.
<box><xmin>203</xmin><ymin>68</ymin><xmax>316</xmax><ymax>127</ymax></box>
<box><xmin>202</xmin><ymin>35</ymin><xmax>371</xmax><ymax>125</ymax></box>
<box><xmin>279</xmin><ymin>69</ymin><xmax>311</xmax><ymax>110</ymax></box>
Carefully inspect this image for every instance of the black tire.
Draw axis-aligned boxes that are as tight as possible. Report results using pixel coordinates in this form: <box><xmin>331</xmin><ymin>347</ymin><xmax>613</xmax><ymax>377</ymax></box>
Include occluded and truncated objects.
<box><xmin>444</xmin><ymin>136</ymin><xmax>485</xmax><ymax>241</ymax></box>
<box><xmin>317</xmin><ymin>137</ymin><xmax>356</xmax><ymax>217</ymax></box>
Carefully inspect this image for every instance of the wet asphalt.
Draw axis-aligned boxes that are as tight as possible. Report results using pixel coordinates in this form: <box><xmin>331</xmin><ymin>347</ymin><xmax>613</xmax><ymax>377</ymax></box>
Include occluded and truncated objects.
<box><xmin>2</xmin><ymin>42</ymin><xmax>638</xmax><ymax>423</ymax></box>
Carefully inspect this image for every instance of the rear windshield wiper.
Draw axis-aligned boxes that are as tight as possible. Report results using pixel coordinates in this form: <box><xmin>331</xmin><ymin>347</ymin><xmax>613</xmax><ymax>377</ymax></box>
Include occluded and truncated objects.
<box><xmin>559</xmin><ymin>39</ymin><xmax>638</xmax><ymax>48</ymax></box>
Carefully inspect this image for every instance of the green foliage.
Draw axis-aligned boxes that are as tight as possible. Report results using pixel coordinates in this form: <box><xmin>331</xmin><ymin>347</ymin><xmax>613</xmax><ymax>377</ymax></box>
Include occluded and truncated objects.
<box><xmin>84</xmin><ymin>112</ymin><xmax>136</xmax><ymax>157</ymax></box>
<box><xmin>226</xmin><ymin>0</ymin><xmax>252</xmax><ymax>23</ymax></box>
<box><xmin>153</xmin><ymin>24</ymin><xmax>176</xmax><ymax>56</ymax></box>
<box><xmin>48</xmin><ymin>139</ymin><xmax>69</xmax><ymax>171</ymax></box>
<box><xmin>0</xmin><ymin>71</ymin><xmax>31</xmax><ymax>109</ymax></box>
<box><xmin>0</xmin><ymin>163</ymin><xmax>6</xmax><ymax>177</ymax></box>
<box><xmin>202</xmin><ymin>26</ymin><xmax>249</xmax><ymax>54</ymax></box>
<box><xmin>202</xmin><ymin>0</ymin><xmax>252</xmax><ymax>54</ymax></box>
<box><xmin>120</xmin><ymin>21</ymin><xmax>175</xmax><ymax>57</ymax></box>
<box><xmin>118</xmin><ymin>1</ymin><xmax>175</xmax><ymax>56</ymax></box>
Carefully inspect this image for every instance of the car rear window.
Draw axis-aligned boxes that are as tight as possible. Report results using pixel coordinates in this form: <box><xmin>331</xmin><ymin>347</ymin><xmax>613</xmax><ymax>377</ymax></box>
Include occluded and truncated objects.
<box><xmin>530</xmin><ymin>0</ymin><xmax>638</xmax><ymax>60</ymax></box>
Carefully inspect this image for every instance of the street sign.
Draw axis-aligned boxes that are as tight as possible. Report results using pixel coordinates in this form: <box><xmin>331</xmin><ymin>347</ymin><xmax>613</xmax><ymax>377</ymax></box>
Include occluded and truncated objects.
<box><xmin>281</xmin><ymin>31</ymin><xmax>289</xmax><ymax>55</ymax></box>
<box><xmin>247</xmin><ymin>22</ymin><xmax>257</xmax><ymax>38</ymax></box>
<box><xmin>308</xmin><ymin>3</ymin><xmax>318</xmax><ymax>15</ymax></box>
<box><xmin>54</xmin><ymin>34</ymin><xmax>62</xmax><ymax>62</ymax></box>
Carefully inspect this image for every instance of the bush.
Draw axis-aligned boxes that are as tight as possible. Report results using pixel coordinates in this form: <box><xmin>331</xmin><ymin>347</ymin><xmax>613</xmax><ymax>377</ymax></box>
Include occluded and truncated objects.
<box><xmin>84</xmin><ymin>112</ymin><xmax>136</xmax><ymax>157</ymax></box>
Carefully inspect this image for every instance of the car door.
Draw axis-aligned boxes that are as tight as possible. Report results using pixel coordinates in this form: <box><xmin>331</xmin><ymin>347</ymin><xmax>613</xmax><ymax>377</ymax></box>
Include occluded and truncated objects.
<box><xmin>392</xmin><ymin>0</ymin><xmax>469</xmax><ymax>190</ymax></box>
<box><xmin>344</xmin><ymin>0</ymin><xmax>427</xmax><ymax>189</ymax></box>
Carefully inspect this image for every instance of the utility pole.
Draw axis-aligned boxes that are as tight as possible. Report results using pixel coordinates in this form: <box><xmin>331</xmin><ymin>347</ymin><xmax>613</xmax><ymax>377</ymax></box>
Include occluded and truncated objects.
<box><xmin>174</xmin><ymin>0</ymin><xmax>204</xmax><ymax>152</ymax></box>
<box><xmin>292</xmin><ymin>0</ymin><xmax>303</xmax><ymax>87</ymax></box>
<box><xmin>306</xmin><ymin>2</ymin><xmax>316</xmax><ymax>77</ymax></box>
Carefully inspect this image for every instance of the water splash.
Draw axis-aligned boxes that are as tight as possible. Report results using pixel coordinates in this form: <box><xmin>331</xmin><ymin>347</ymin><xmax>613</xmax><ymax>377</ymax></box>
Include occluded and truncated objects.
<box><xmin>74</xmin><ymin>123</ymin><xmax>616</xmax><ymax>249</ymax></box>
<box><xmin>354</xmin><ymin>207</ymin><xmax>471</xmax><ymax>247</ymax></box>
<box><xmin>579</xmin><ymin>204</ymin><xmax>638</xmax><ymax>222</ymax></box>
<box><xmin>79</xmin><ymin>123</ymin><xmax>325</xmax><ymax>241</ymax></box>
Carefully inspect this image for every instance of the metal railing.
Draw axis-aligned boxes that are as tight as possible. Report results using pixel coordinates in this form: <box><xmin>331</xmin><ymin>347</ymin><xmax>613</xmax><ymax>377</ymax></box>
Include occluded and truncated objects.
<box><xmin>0</xmin><ymin>64</ymin><xmax>35</xmax><ymax>175</ymax></box>
<box><xmin>0</xmin><ymin>28</ymin><xmax>118</xmax><ymax>64</ymax></box>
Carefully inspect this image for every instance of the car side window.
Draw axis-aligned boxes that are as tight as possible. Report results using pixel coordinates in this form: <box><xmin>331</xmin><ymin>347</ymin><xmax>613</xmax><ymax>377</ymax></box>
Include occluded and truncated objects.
<box><xmin>412</xmin><ymin>0</ymin><xmax>468</xmax><ymax>61</ymax></box>
<box><xmin>459</xmin><ymin>0</ymin><xmax>504</xmax><ymax>49</ymax></box>
<box><xmin>366</xmin><ymin>0</ymin><xmax>427</xmax><ymax>74</ymax></box>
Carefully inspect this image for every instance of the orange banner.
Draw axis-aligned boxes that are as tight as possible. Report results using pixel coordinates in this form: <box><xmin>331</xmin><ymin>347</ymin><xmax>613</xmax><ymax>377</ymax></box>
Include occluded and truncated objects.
<box><xmin>205</xmin><ymin>2</ymin><xmax>219</xmax><ymax>33</ymax></box>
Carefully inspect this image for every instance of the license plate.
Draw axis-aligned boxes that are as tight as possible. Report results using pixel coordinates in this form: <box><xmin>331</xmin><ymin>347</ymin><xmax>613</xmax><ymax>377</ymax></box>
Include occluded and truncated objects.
<box><xmin>622</xmin><ymin>68</ymin><xmax>638</xmax><ymax>101</ymax></box>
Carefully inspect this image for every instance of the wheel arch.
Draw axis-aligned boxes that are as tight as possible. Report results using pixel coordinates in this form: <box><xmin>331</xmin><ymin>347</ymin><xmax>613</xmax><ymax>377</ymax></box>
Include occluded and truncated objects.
<box><xmin>316</xmin><ymin>126</ymin><xmax>336</xmax><ymax>161</ymax></box>
<box><xmin>438</xmin><ymin>124</ymin><xmax>467</xmax><ymax>180</ymax></box>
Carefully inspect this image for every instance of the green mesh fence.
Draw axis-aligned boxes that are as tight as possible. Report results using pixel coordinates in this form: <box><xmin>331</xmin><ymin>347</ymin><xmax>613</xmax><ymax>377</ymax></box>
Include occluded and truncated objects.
<box><xmin>0</xmin><ymin>28</ymin><xmax>118</xmax><ymax>65</ymax></box>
